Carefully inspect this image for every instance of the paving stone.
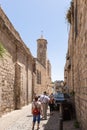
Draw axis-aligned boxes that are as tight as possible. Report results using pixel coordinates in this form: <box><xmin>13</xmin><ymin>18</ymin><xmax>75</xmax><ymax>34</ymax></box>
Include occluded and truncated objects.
<box><xmin>0</xmin><ymin>104</ymin><xmax>81</xmax><ymax>130</ymax></box>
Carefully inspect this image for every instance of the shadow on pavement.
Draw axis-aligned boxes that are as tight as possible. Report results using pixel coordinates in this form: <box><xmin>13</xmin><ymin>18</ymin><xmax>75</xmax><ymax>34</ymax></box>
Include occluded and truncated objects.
<box><xmin>43</xmin><ymin>111</ymin><xmax>60</xmax><ymax>130</ymax></box>
<box><xmin>26</xmin><ymin>114</ymin><xmax>33</xmax><ymax>117</ymax></box>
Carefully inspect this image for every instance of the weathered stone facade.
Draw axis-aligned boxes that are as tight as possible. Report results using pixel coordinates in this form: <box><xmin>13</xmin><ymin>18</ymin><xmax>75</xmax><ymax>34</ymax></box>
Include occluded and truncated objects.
<box><xmin>0</xmin><ymin>7</ymin><xmax>33</xmax><ymax>115</ymax></box>
<box><xmin>64</xmin><ymin>0</ymin><xmax>87</xmax><ymax>130</ymax></box>
<box><xmin>33</xmin><ymin>37</ymin><xmax>51</xmax><ymax>95</ymax></box>
<box><xmin>0</xmin><ymin>7</ymin><xmax>51</xmax><ymax>116</ymax></box>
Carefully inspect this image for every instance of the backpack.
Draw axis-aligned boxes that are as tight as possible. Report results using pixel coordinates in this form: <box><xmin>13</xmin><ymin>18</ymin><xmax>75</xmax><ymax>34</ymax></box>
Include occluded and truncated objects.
<box><xmin>49</xmin><ymin>98</ymin><xmax>54</xmax><ymax>105</ymax></box>
<box><xmin>32</xmin><ymin>102</ymin><xmax>39</xmax><ymax>115</ymax></box>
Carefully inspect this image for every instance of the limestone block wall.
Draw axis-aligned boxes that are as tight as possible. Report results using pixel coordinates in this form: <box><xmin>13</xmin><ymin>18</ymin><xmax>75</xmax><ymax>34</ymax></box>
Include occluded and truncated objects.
<box><xmin>64</xmin><ymin>0</ymin><xmax>87</xmax><ymax>129</ymax></box>
<box><xmin>16</xmin><ymin>52</ymin><xmax>33</xmax><ymax>106</ymax></box>
<box><xmin>0</xmin><ymin>52</ymin><xmax>15</xmax><ymax>115</ymax></box>
<box><xmin>34</xmin><ymin>60</ymin><xmax>47</xmax><ymax>95</ymax></box>
<box><xmin>37</xmin><ymin>38</ymin><xmax>47</xmax><ymax>68</ymax></box>
<box><xmin>0</xmin><ymin>6</ymin><xmax>52</xmax><ymax>116</ymax></box>
<box><xmin>0</xmin><ymin>26</ymin><xmax>16</xmax><ymax>115</ymax></box>
<box><xmin>33</xmin><ymin>58</ymin><xmax>52</xmax><ymax>96</ymax></box>
<box><xmin>0</xmin><ymin>7</ymin><xmax>33</xmax><ymax>116</ymax></box>
<box><xmin>27</xmin><ymin>57</ymin><xmax>33</xmax><ymax>103</ymax></box>
<box><xmin>47</xmin><ymin>60</ymin><xmax>51</xmax><ymax>81</ymax></box>
<box><xmin>73</xmin><ymin>1</ymin><xmax>87</xmax><ymax>129</ymax></box>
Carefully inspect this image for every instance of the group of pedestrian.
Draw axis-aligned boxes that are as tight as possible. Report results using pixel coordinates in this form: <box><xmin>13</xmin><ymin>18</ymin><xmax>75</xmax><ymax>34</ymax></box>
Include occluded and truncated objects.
<box><xmin>31</xmin><ymin>91</ymin><xmax>55</xmax><ymax>130</ymax></box>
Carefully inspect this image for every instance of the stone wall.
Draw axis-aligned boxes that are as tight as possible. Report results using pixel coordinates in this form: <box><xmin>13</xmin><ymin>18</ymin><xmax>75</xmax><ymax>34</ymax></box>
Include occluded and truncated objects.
<box><xmin>37</xmin><ymin>38</ymin><xmax>47</xmax><ymax>68</ymax></box>
<box><xmin>46</xmin><ymin>60</ymin><xmax>52</xmax><ymax>94</ymax></box>
<box><xmin>33</xmin><ymin>59</ymin><xmax>48</xmax><ymax>95</ymax></box>
<box><xmin>0</xmin><ymin>6</ymin><xmax>52</xmax><ymax>116</ymax></box>
<box><xmin>34</xmin><ymin>36</ymin><xmax>52</xmax><ymax>96</ymax></box>
<box><xmin>64</xmin><ymin>0</ymin><xmax>87</xmax><ymax>129</ymax></box>
<box><xmin>0</xmin><ymin>7</ymin><xmax>33</xmax><ymax>116</ymax></box>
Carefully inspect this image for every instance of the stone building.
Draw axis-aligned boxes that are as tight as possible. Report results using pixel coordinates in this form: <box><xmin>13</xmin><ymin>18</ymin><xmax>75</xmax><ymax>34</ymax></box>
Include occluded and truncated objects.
<box><xmin>0</xmin><ymin>7</ymin><xmax>51</xmax><ymax>116</ymax></box>
<box><xmin>0</xmin><ymin>7</ymin><xmax>34</xmax><ymax>115</ymax></box>
<box><xmin>33</xmin><ymin>36</ymin><xmax>51</xmax><ymax>95</ymax></box>
<box><xmin>64</xmin><ymin>0</ymin><xmax>87</xmax><ymax>130</ymax></box>
<box><xmin>54</xmin><ymin>80</ymin><xmax>64</xmax><ymax>93</ymax></box>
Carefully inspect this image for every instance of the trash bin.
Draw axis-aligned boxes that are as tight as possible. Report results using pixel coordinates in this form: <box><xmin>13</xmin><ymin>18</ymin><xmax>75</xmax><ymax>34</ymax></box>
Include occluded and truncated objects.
<box><xmin>62</xmin><ymin>103</ymin><xmax>72</xmax><ymax>120</ymax></box>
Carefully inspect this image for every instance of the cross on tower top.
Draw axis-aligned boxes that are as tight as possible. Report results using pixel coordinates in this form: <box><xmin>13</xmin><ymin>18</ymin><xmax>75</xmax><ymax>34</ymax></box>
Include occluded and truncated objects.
<box><xmin>41</xmin><ymin>30</ymin><xmax>44</xmax><ymax>39</ymax></box>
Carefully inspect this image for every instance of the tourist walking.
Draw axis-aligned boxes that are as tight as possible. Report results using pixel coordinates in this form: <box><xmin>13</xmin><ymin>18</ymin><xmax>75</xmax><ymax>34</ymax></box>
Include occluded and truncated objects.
<box><xmin>40</xmin><ymin>91</ymin><xmax>49</xmax><ymax>120</ymax></box>
<box><xmin>31</xmin><ymin>96</ymin><xmax>41</xmax><ymax>130</ymax></box>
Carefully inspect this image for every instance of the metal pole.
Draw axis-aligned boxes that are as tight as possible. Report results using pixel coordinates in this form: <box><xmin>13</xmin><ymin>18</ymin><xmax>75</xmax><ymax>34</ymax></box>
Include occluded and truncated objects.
<box><xmin>59</xmin><ymin>103</ymin><xmax>62</xmax><ymax>114</ymax></box>
<box><xmin>59</xmin><ymin>117</ymin><xmax>63</xmax><ymax>130</ymax></box>
<box><xmin>59</xmin><ymin>103</ymin><xmax>63</xmax><ymax>130</ymax></box>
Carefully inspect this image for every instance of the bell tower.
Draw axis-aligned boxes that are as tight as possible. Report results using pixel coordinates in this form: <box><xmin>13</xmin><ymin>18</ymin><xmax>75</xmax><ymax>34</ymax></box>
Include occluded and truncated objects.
<box><xmin>37</xmin><ymin>35</ymin><xmax>47</xmax><ymax>68</ymax></box>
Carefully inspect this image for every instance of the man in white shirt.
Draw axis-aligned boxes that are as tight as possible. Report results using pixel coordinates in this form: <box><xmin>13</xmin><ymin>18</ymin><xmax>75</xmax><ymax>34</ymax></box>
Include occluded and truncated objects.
<box><xmin>40</xmin><ymin>91</ymin><xmax>49</xmax><ymax>120</ymax></box>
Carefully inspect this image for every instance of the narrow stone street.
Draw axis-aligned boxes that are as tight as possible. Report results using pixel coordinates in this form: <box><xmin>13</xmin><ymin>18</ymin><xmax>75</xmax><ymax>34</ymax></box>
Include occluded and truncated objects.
<box><xmin>0</xmin><ymin>104</ymin><xmax>81</xmax><ymax>130</ymax></box>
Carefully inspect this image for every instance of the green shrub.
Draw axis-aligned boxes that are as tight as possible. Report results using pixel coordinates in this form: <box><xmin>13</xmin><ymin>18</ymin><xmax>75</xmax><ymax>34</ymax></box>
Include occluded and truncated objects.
<box><xmin>66</xmin><ymin>1</ymin><xmax>74</xmax><ymax>24</ymax></box>
<box><xmin>74</xmin><ymin>121</ymin><xmax>80</xmax><ymax>128</ymax></box>
<box><xmin>0</xmin><ymin>42</ymin><xmax>5</xmax><ymax>57</ymax></box>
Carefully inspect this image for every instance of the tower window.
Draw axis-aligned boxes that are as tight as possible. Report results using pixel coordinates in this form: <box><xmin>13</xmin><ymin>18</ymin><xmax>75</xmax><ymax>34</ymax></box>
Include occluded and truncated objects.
<box><xmin>37</xmin><ymin>70</ymin><xmax>41</xmax><ymax>84</ymax></box>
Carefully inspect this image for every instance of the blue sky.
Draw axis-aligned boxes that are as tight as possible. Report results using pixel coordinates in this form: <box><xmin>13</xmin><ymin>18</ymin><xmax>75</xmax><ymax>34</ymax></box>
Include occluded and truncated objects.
<box><xmin>0</xmin><ymin>0</ymin><xmax>71</xmax><ymax>81</ymax></box>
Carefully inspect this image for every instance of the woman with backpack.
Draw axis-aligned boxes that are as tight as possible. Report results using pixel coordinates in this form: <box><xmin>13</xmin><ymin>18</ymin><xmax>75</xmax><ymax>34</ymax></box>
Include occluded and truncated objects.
<box><xmin>31</xmin><ymin>96</ymin><xmax>41</xmax><ymax>130</ymax></box>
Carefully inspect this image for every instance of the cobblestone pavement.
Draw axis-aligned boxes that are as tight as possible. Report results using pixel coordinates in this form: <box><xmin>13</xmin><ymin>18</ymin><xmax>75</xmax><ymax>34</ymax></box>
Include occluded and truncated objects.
<box><xmin>0</xmin><ymin>104</ymin><xmax>81</xmax><ymax>130</ymax></box>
